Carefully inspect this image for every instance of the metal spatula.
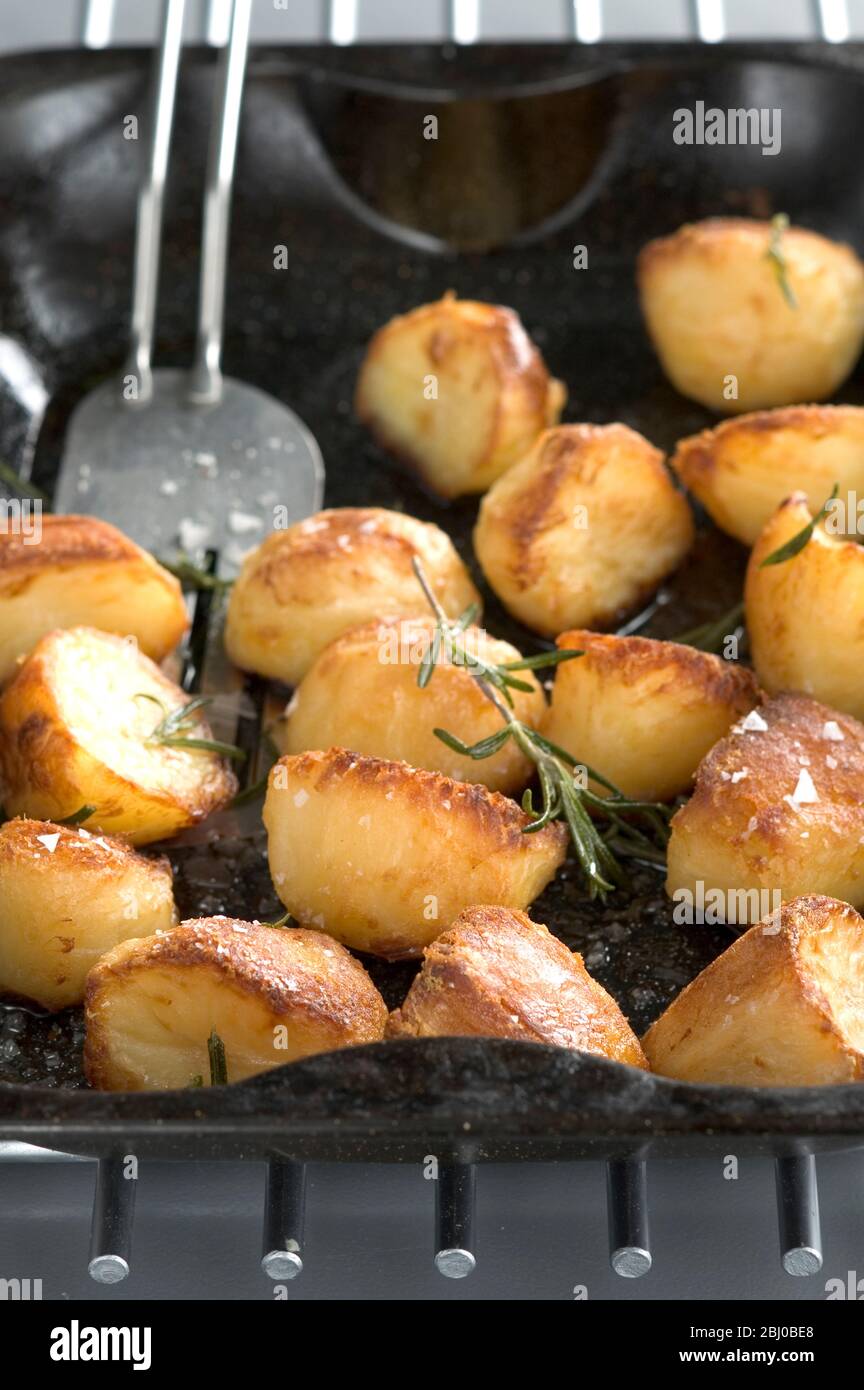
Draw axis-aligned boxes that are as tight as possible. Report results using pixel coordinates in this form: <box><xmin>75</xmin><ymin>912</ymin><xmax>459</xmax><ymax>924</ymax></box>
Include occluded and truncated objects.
<box><xmin>54</xmin><ymin>0</ymin><xmax>324</xmax><ymax>576</ymax></box>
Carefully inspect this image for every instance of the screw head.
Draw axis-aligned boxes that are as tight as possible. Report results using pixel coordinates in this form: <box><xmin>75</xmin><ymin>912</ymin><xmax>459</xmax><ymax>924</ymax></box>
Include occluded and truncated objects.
<box><xmin>88</xmin><ymin>1255</ymin><xmax>130</xmax><ymax>1285</ymax></box>
<box><xmin>435</xmin><ymin>1248</ymin><xmax>476</xmax><ymax>1279</ymax></box>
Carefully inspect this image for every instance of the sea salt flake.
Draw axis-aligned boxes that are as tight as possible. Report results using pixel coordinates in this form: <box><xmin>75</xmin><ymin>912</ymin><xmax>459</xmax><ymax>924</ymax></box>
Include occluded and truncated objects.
<box><xmin>826</xmin><ymin>755</ymin><xmax>838</xmax><ymax>770</ymax></box>
<box><xmin>730</xmin><ymin>768</ymin><xmax>749</xmax><ymax>784</ymax></box>
<box><xmin>737</xmin><ymin>709</ymin><xmax>768</xmax><ymax>733</ymax></box>
<box><xmin>822</xmin><ymin>721</ymin><xmax>844</xmax><ymax>742</ymax></box>
<box><xmin>36</xmin><ymin>833</ymin><xmax>60</xmax><ymax>853</ymax></box>
<box><xmin>791</xmin><ymin>768</ymin><xmax>819</xmax><ymax>804</ymax></box>
<box><xmin>293</xmin><ymin>790</ymin><xmax>309</xmax><ymax>808</ymax></box>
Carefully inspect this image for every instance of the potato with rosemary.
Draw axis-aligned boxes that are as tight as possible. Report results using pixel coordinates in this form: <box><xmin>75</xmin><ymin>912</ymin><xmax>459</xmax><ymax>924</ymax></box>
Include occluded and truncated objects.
<box><xmin>666</xmin><ymin>693</ymin><xmax>864</xmax><ymax>923</ymax></box>
<box><xmin>643</xmin><ymin>896</ymin><xmax>864</xmax><ymax>1086</ymax></box>
<box><xmin>225</xmin><ymin>507</ymin><xmax>480</xmax><ymax>686</ymax></box>
<box><xmin>474</xmin><ymin>424</ymin><xmax>694</xmax><ymax>637</ymax></box>
<box><xmin>0</xmin><ymin>514</ymin><xmax>188</xmax><ymax>684</ymax></box>
<box><xmin>0</xmin><ymin>627</ymin><xmax>238</xmax><ymax>846</ymax></box>
<box><xmin>745</xmin><ymin>494</ymin><xmax>864</xmax><ymax>721</ymax></box>
<box><xmin>263</xmin><ymin>747</ymin><xmax>567</xmax><ymax>959</ymax></box>
<box><xmin>541</xmin><ymin>629</ymin><xmax>760</xmax><ymax>802</ymax></box>
<box><xmin>638</xmin><ymin>218</ymin><xmax>864</xmax><ymax>413</ymax></box>
<box><xmin>0</xmin><ymin>818</ymin><xmax>176</xmax><ymax>1010</ymax></box>
<box><xmin>84</xmin><ymin>917</ymin><xmax>387</xmax><ymax>1090</ymax></box>
<box><xmin>388</xmin><ymin>905</ymin><xmax>647</xmax><ymax>1067</ymax></box>
<box><xmin>275</xmin><ymin>616</ymin><xmax>546</xmax><ymax>794</ymax></box>
<box><xmin>355</xmin><ymin>293</ymin><xmax>566</xmax><ymax>497</ymax></box>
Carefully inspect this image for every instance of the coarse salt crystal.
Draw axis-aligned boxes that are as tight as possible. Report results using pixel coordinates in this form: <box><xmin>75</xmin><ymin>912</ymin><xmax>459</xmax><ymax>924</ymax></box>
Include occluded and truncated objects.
<box><xmin>738</xmin><ymin>709</ymin><xmax>768</xmax><ymax>733</ymax></box>
<box><xmin>822</xmin><ymin>721</ymin><xmax>844</xmax><ymax>741</ymax></box>
<box><xmin>791</xmin><ymin>768</ymin><xmax>819</xmax><ymax>804</ymax></box>
<box><xmin>293</xmin><ymin>790</ymin><xmax>309</xmax><ymax>808</ymax></box>
<box><xmin>36</xmin><ymin>833</ymin><xmax>60</xmax><ymax>853</ymax></box>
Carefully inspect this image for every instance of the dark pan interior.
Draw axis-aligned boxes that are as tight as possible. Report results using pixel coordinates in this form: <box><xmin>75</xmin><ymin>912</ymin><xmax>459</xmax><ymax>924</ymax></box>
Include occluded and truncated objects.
<box><xmin>2</xmin><ymin>41</ymin><xmax>864</xmax><ymax>1154</ymax></box>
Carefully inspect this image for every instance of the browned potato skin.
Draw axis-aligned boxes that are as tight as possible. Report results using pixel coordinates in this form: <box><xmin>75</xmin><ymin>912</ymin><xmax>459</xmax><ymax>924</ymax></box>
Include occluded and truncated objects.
<box><xmin>474</xmin><ymin>424</ymin><xmax>694</xmax><ymax>637</ymax></box>
<box><xmin>276</xmin><ymin>615</ymin><xmax>545</xmax><ymax>794</ymax></box>
<box><xmin>84</xmin><ymin>917</ymin><xmax>387</xmax><ymax>1090</ymax></box>
<box><xmin>671</xmin><ymin>405</ymin><xmax>864</xmax><ymax>546</ymax></box>
<box><xmin>388</xmin><ymin>905</ymin><xmax>647</xmax><ymax>1068</ymax></box>
<box><xmin>264</xmin><ymin>747</ymin><xmax>568</xmax><ymax>959</ymax></box>
<box><xmin>542</xmin><ymin>629</ymin><xmax>759</xmax><ymax>802</ymax></box>
<box><xmin>643</xmin><ymin>896</ymin><xmax>864</xmax><ymax>1085</ymax></box>
<box><xmin>746</xmin><ymin>494</ymin><xmax>864</xmax><ymax>721</ymax></box>
<box><xmin>355</xmin><ymin>293</ymin><xmax>566</xmax><ymax>498</ymax></box>
<box><xmin>0</xmin><ymin>514</ymin><xmax>188</xmax><ymax>683</ymax></box>
<box><xmin>225</xmin><ymin>507</ymin><xmax>481</xmax><ymax>686</ymax></box>
<box><xmin>666</xmin><ymin>694</ymin><xmax>864</xmax><ymax>920</ymax></box>
<box><xmin>639</xmin><ymin>219</ymin><xmax>864</xmax><ymax>413</ymax></box>
<box><xmin>0</xmin><ymin>818</ymin><xmax>176</xmax><ymax>1011</ymax></box>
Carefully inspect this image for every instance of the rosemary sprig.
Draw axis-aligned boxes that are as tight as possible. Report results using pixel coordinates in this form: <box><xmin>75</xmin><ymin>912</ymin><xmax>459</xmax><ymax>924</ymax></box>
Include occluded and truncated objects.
<box><xmin>765</xmin><ymin>212</ymin><xmax>797</xmax><ymax>309</ymax></box>
<box><xmin>673</xmin><ymin>599</ymin><xmax>746</xmax><ymax>653</ymax></box>
<box><xmin>136</xmin><ymin>693</ymin><xmax>246</xmax><ymax>762</ymax></box>
<box><xmin>760</xmin><ymin>483</ymin><xmax>839</xmax><ymax>567</ymax></box>
<box><xmin>207</xmin><ymin>1029</ymin><xmax>228</xmax><ymax>1086</ymax></box>
<box><xmin>0</xmin><ymin>461</ymin><xmax>51</xmax><ymax>505</ymax></box>
<box><xmin>265</xmin><ymin>909</ymin><xmax>294</xmax><ymax>928</ymax></box>
<box><xmin>56</xmin><ymin>805</ymin><xmax>97</xmax><ymax>826</ymax></box>
<box><xmin>159</xmin><ymin>553</ymin><xmax>234</xmax><ymax>593</ymax></box>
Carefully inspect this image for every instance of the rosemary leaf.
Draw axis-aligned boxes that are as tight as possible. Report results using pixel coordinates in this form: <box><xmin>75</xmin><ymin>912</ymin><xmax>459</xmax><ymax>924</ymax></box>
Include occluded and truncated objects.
<box><xmin>207</xmin><ymin>1029</ymin><xmax>228</xmax><ymax>1086</ymax></box>
<box><xmin>499</xmin><ymin>648</ymin><xmax>583</xmax><ymax>672</ymax></box>
<box><xmin>673</xmin><ymin>600</ymin><xmax>746</xmax><ymax>653</ymax></box>
<box><xmin>56</xmin><ymin>805</ymin><xmax>97</xmax><ymax>826</ymax></box>
<box><xmin>760</xmin><ymin>483</ymin><xmax>839</xmax><ymax>567</ymax></box>
<box><xmin>0</xmin><ymin>461</ymin><xmax>51</xmax><ymax>504</ymax></box>
<box><xmin>765</xmin><ymin>212</ymin><xmax>797</xmax><ymax>309</ymax></box>
<box><xmin>160</xmin><ymin>554</ymin><xmax>234</xmax><ymax>592</ymax></box>
<box><xmin>433</xmin><ymin>726</ymin><xmax>511</xmax><ymax>759</ymax></box>
<box><xmin>157</xmin><ymin>734</ymin><xmax>246</xmax><ymax>760</ymax></box>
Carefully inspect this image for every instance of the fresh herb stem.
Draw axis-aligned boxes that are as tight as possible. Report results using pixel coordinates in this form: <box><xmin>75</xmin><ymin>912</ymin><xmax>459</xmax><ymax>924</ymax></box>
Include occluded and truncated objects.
<box><xmin>56</xmin><ymin>805</ymin><xmax>97</xmax><ymax>826</ymax></box>
<box><xmin>159</xmin><ymin>553</ymin><xmax>234</xmax><ymax>592</ymax></box>
<box><xmin>0</xmin><ymin>461</ymin><xmax>51</xmax><ymax>505</ymax></box>
<box><xmin>673</xmin><ymin>600</ymin><xmax>746</xmax><ymax>653</ymax></box>
<box><xmin>760</xmin><ymin>483</ymin><xmax>839</xmax><ymax>567</ymax></box>
<box><xmin>207</xmin><ymin>1029</ymin><xmax>228</xmax><ymax>1086</ymax></box>
<box><xmin>765</xmin><ymin>212</ymin><xmax>798</xmax><ymax>309</ymax></box>
<box><xmin>139</xmin><ymin>694</ymin><xmax>246</xmax><ymax>762</ymax></box>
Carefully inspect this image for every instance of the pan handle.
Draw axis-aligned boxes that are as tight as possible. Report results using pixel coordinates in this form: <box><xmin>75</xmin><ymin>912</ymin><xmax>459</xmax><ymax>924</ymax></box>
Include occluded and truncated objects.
<box><xmin>188</xmin><ymin>0</ymin><xmax>252</xmax><ymax>404</ymax></box>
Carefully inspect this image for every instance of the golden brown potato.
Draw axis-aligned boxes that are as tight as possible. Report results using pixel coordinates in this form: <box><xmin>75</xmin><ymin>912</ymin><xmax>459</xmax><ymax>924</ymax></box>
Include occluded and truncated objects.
<box><xmin>225</xmin><ymin>507</ymin><xmax>480</xmax><ymax>686</ymax></box>
<box><xmin>388</xmin><ymin>904</ymin><xmax>647</xmax><ymax>1067</ymax></box>
<box><xmin>746</xmin><ymin>494</ymin><xmax>864</xmax><ymax>721</ymax></box>
<box><xmin>0</xmin><ymin>627</ymin><xmax>237</xmax><ymax>846</ymax></box>
<box><xmin>638</xmin><ymin>218</ymin><xmax>864</xmax><ymax>413</ymax></box>
<box><xmin>541</xmin><ymin>629</ymin><xmax>760</xmax><ymax>802</ymax></box>
<box><xmin>0</xmin><ymin>818</ymin><xmax>176</xmax><ymax>1010</ymax></box>
<box><xmin>473</xmin><ymin>424</ymin><xmax>694</xmax><ymax>637</ymax></box>
<box><xmin>84</xmin><ymin>917</ymin><xmax>387</xmax><ymax>1090</ymax></box>
<box><xmin>671</xmin><ymin>405</ymin><xmax>864</xmax><ymax>546</ymax></box>
<box><xmin>274</xmin><ymin>615</ymin><xmax>545</xmax><ymax>794</ymax></box>
<box><xmin>355</xmin><ymin>293</ymin><xmax>566</xmax><ymax>498</ymax></box>
<box><xmin>263</xmin><ymin>748</ymin><xmax>567</xmax><ymax>959</ymax></box>
<box><xmin>666</xmin><ymin>693</ymin><xmax>864</xmax><ymax>923</ymax></box>
<box><xmin>0</xmin><ymin>514</ymin><xmax>188</xmax><ymax>684</ymax></box>
<box><xmin>643</xmin><ymin>896</ymin><xmax>864</xmax><ymax>1085</ymax></box>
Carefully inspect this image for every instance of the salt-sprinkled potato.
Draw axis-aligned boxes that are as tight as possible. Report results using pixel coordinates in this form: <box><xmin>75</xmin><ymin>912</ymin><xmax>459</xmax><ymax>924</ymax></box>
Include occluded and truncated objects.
<box><xmin>671</xmin><ymin>405</ymin><xmax>864</xmax><ymax>546</ymax></box>
<box><xmin>355</xmin><ymin>293</ymin><xmax>566</xmax><ymax>498</ymax></box>
<box><xmin>638</xmin><ymin>218</ymin><xmax>864</xmax><ymax>413</ymax></box>
<box><xmin>0</xmin><ymin>514</ymin><xmax>188</xmax><ymax>684</ymax></box>
<box><xmin>263</xmin><ymin>748</ymin><xmax>568</xmax><ymax>959</ymax></box>
<box><xmin>643</xmin><ymin>896</ymin><xmax>864</xmax><ymax>1086</ymax></box>
<box><xmin>746</xmin><ymin>494</ymin><xmax>864</xmax><ymax>721</ymax></box>
<box><xmin>275</xmin><ymin>616</ymin><xmax>545</xmax><ymax>794</ymax></box>
<box><xmin>473</xmin><ymin>424</ymin><xmax>694</xmax><ymax>637</ymax></box>
<box><xmin>666</xmin><ymin>694</ymin><xmax>864</xmax><ymax>923</ymax></box>
<box><xmin>0</xmin><ymin>818</ymin><xmax>176</xmax><ymax>1011</ymax></box>
<box><xmin>84</xmin><ymin>917</ymin><xmax>387</xmax><ymax>1090</ymax></box>
<box><xmin>541</xmin><ymin>629</ymin><xmax>759</xmax><ymax>802</ymax></box>
<box><xmin>0</xmin><ymin>627</ymin><xmax>237</xmax><ymax>846</ymax></box>
<box><xmin>387</xmin><ymin>905</ymin><xmax>647</xmax><ymax>1067</ymax></box>
<box><xmin>225</xmin><ymin>507</ymin><xmax>480</xmax><ymax>686</ymax></box>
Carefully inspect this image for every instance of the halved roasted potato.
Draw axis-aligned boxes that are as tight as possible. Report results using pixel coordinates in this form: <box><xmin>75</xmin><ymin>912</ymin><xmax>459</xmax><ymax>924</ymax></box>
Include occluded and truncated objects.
<box><xmin>541</xmin><ymin>629</ymin><xmax>759</xmax><ymax>802</ymax></box>
<box><xmin>0</xmin><ymin>514</ymin><xmax>188</xmax><ymax>685</ymax></box>
<box><xmin>639</xmin><ymin>218</ymin><xmax>864</xmax><ymax>413</ymax></box>
<box><xmin>388</xmin><ymin>904</ymin><xmax>647</xmax><ymax>1067</ymax></box>
<box><xmin>263</xmin><ymin>747</ymin><xmax>568</xmax><ymax>959</ymax></box>
<box><xmin>225</xmin><ymin>507</ymin><xmax>480</xmax><ymax>686</ymax></box>
<box><xmin>643</xmin><ymin>895</ymin><xmax>864</xmax><ymax>1085</ymax></box>
<box><xmin>84</xmin><ymin>917</ymin><xmax>387</xmax><ymax>1090</ymax></box>
<box><xmin>474</xmin><ymin>424</ymin><xmax>693</xmax><ymax>638</ymax></box>
<box><xmin>0</xmin><ymin>817</ymin><xmax>176</xmax><ymax>1010</ymax></box>
<box><xmin>671</xmin><ymin>405</ymin><xmax>864</xmax><ymax>546</ymax></box>
<box><xmin>274</xmin><ymin>616</ymin><xmax>545</xmax><ymax>794</ymax></box>
<box><xmin>746</xmin><ymin>494</ymin><xmax>864</xmax><ymax>721</ymax></box>
<box><xmin>0</xmin><ymin>627</ymin><xmax>237</xmax><ymax>846</ymax></box>
<box><xmin>666</xmin><ymin>693</ymin><xmax>864</xmax><ymax>922</ymax></box>
<box><xmin>355</xmin><ymin>293</ymin><xmax>566</xmax><ymax>497</ymax></box>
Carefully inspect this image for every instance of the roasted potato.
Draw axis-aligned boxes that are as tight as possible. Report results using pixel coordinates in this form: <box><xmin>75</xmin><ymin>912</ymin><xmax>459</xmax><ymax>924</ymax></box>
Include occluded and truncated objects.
<box><xmin>263</xmin><ymin>747</ymin><xmax>568</xmax><ymax>959</ymax></box>
<box><xmin>671</xmin><ymin>405</ymin><xmax>864</xmax><ymax>546</ymax></box>
<box><xmin>0</xmin><ymin>627</ymin><xmax>237</xmax><ymax>846</ymax></box>
<box><xmin>638</xmin><ymin>218</ymin><xmax>864</xmax><ymax>413</ymax></box>
<box><xmin>275</xmin><ymin>616</ymin><xmax>545</xmax><ymax>794</ymax></box>
<box><xmin>84</xmin><ymin>917</ymin><xmax>387</xmax><ymax>1090</ymax></box>
<box><xmin>666</xmin><ymin>693</ymin><xmax>864</xmax><ymax>923</ymax></box>
<box><xmin>746</xmin><ymin>494</ymin><xmax>864</xmax><ymax>721</ymax></box>
<box><xmin>473</xmin><ymin>424</ymin><xmax>694</xmax><ymax>637</ymax></box>
<box><xmin>355</xmin><ymin>293</ymin><xmax>566</xmax><ymax>498</ymax></box>
<box><xmin>0</xmin><ymin>818</ymin><xmax>176</xmax><ymax>1010</ymax></box>
<box><xmin>541</xmin><ymin>629</ymin><xmax>760</xmax><ymax>802</ymax></box>
<box><xmin>225</xmin><ymin>507</ymin><xmax>480</xmax><ymax>686</ymax></box>
<box><xmin>388</xmin><ymin>904</ymin><xmax>647</xmax><ymax>1067</ymax></box>
<box><xmin>0</xmin><ymin>514</ymin><xmax>188</xmax><ymax>684</ymax></box>
<box><xmin>643</xmin><ymin>896</ymin><xmax>864</xmax><ymax>1085</ymax></box>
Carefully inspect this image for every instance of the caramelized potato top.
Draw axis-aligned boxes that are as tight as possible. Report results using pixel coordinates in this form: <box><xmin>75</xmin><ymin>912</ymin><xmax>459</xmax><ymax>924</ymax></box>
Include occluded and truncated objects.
<box><xmin>0</xmin><ymin>816</ymin><xmax>171</xmax><ymax>880</ymax></box>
